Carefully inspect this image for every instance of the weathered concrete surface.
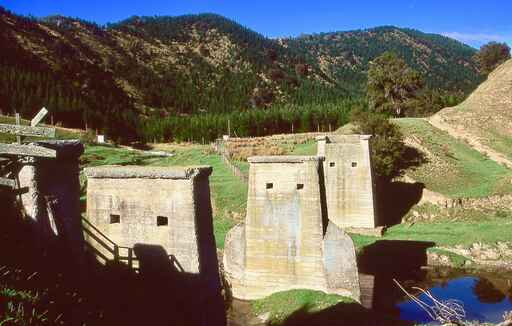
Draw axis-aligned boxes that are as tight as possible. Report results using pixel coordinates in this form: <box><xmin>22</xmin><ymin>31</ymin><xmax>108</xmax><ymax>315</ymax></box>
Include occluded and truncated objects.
<box><xmin>85</xmin><ymin>165</ymin><xmax>225</xmax><ymax>325</ymax></box>
<box><xmin>224</xmin><ymin>156</ymin><xmax>360</xmax><ymax>301</ymax></box>
<box><xmin>84</xmin><ymin>165</ymin><xmax>215</xmax><ymax>273</ymax></box>
<box><xmin>317</xmin><ymin>135</ymin><xmax>378</xmax><ymax>229</ymax></box>
<box><xmin>16</xmin><ymin>140</ymin><xmax>84</xmax><ymax>262</ymax></box>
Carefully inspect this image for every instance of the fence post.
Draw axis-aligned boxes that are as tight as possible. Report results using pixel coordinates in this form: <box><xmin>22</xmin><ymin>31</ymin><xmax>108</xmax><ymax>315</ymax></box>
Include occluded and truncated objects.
<box><xmin>114</xmin><ymin>245</ymin><xmax>119</xmax><ymax>262</ymax></box>
<box><xmin>128</xmin><ymin>248</ymin><xmax>133</xmax><ymax>269</ymax></box>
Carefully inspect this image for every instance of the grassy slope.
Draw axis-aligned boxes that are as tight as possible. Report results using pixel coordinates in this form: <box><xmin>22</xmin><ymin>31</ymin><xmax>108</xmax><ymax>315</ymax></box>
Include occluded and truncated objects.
<box><xmin>251</xmin><ymin>290</ymin><xmax>354</xmax><ymax>323</ymax></box>
<box><xmin>351</xmin><ymin>214</ymin><xmax>512</xmax><ymax>249</ymax></box>
<box><xmin>395</xmin><ymin>118</ymin><xmax>512</xmax><ymax>198</ymax></box>
<box><xmin>81</xmin><ymin>144</ymin><xmax>247</xmax><ymax>248</ymax></box>
<box><xmin>435</xmin><ymin>59</ymin><xmax>512</xmax><ymax>161</ymax></box>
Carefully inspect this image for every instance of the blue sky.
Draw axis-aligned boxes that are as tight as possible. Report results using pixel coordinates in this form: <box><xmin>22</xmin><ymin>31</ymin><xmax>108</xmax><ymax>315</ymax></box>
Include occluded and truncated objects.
<box><xmin>1</xmin><ymin>0</ymin><xmax>511</xmax><ymax>48</ymax></box>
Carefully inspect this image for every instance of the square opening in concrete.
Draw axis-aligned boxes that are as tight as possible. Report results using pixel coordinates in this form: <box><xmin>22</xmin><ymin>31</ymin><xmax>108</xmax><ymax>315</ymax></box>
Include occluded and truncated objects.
<box><xmin>351</xmin><ymin>162</ymin><xmax>358</xmax><ymax>167</ymax></box>
<box><xmin>297</xmin><ymin>184</ymin><xmax>304</xmax><ymax>190</ymax></box>
<box><xmin>157</xmin><ymin>216</ymin><xmax>169</xmax><ymax>226</ymax></box>
<box><xmin>266</xmin><ymin>183</ymin><xmax>273</xmax><ymax>189</ymax></box>
<box><xmin>329</xmin><ymin>162</ymin><xmax>336</xmax><ymax>167</ymax></box>
<box><xmin>110</xmin><ymin>214</ymin><xmax>120</xmax><ymax>224</ymax></box>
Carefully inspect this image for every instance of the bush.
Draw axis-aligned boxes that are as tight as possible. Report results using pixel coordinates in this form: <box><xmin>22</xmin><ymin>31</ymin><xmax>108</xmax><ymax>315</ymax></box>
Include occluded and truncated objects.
<box><xmin>350</xmin><ymin>109</ymin><xmax>406</xmax><ymax>182</ymax></box>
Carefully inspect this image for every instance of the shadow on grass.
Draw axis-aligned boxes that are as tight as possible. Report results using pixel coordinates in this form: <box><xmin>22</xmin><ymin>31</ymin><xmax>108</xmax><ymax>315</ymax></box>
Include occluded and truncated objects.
<box><xmin>377</xmin><ymin>181</ymin><xmax>425</xmax><ymax>226</ymax></box>
<box><xmin>271</xmin><ymin>302</ymin><xmax>413</xmax><ymax>326</ymax></box>
<box><xmin>377</xmin><ymin>145</ymin><xmax>429</xmax><ymax>226</ymax></box>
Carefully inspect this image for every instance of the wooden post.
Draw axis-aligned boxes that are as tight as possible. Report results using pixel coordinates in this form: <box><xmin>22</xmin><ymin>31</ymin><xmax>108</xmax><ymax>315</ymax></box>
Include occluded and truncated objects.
<box><xmin>15</xmin><ymin>113</ymin><xmax>21</xmax><ymax>144</ymax></box>
<box><xmin>128</xmin><ymin>248</ymin><xmax>133</xmax><ymax>269</ymax></box>
<box><xmin>114</xmin><ymin>245</ymin><xmax>119</xmax><ymax>262</ymax></box>
<box><xmin>228</xmin><ymin>119</ymin><xmax>231</xmax><ymax>137</ymax></box>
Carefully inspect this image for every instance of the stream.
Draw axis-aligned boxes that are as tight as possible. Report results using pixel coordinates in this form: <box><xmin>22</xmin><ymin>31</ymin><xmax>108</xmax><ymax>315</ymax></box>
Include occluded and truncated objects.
<box><xmin>395</xmin><ymin>269</ymin><xmax>512</xmax><ymax>325</ymax></box>
<box><xmin>228</xmin><ymin>238</ymin><xmax>512</xmax><ymax>325</ymax></box>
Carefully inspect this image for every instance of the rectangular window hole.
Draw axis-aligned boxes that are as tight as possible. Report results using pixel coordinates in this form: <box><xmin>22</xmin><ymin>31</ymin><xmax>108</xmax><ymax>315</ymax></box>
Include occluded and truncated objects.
<box><xmin>157</xmin><ymin>216</ymin><xmax>168</xmax><ymax>226</ymax></box>
<box><xmin>329</xmin><ymin>162</ymin><xmax>336</xmax><ymax>167</ymax></box>
<box><xmin>351</xmin><ymin>162</ymin><xmax>358</xmax><ymax>167</ymax></box>
<box><xmin>110</xmin><ymin>214</ymin><xmax>120</xmax><ymax>224</ymax></box>
<box><xmin>297</xmin><ymin>184</ymin><xmax>304</xmax><ymax>190</ymax></box>
<box><xmin>266</xmin><ymin>183</ymin><xmax>273</xmax><ymax>189</ymax></box>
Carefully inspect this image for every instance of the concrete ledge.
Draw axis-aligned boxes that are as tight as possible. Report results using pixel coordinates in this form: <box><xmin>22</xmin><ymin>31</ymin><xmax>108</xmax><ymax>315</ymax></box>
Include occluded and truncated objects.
<box><xmin>345</xmin><ymin>226</ymin><xmax>385</xmax><ymax>237</ymax></box>
<box><xmin>85</xmin><ymin>165</ymin><xmax>212</xmax><ymax>179</ymax></box>
<box><xmin>317</xmin><ymin>134</ymin><xmax>372</xmax><ymax>143</ymax></box>
<box><xmin>247</xmin><ymin>155</ymin><xmax>324</xmax><ymax>163</ymax></box>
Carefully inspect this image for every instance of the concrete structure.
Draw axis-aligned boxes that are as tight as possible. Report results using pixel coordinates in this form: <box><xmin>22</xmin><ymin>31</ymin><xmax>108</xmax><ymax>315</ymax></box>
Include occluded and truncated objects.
<box><xmin>85</xmin><ymin>165</ymin><xmax>225</xmax><ymax>325</ymax></box>
<box><xmin>84</xmin><ymin>165</ymin><xmax>218</xmax><ymax>275</ymax></box>
<box><xmin>317</xmin><ymin>135</ymin><xmax>378</xmax><ymax>229</ymax></box>
<box><xmin>223</xmin><ymin>156</ymin><xmax>360</xmax><ymax>301</ymax></box>
<box><xmin>17</xmin><ymin>140</ymin><xmax>85</xmax><ymax>260</ymax></box>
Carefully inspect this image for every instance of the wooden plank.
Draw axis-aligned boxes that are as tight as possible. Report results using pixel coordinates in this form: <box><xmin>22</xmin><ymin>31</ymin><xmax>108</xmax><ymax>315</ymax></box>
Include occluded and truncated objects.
<box><xmin>0</xmin><ymin>143</ymin><xmax>56</xmax><ymax>158</ymax></box>
<box><xmin>0</xmin><ymin>177</ymin><xmax>15</xmax><ymax>188</ymax></box>
<box><xmin>31</xmin><ymin>107</ymin><xmax>48</xmax><ymax>127</ymax></box>
<box><xmin>12</xmin><ymin>186</ymin><xmax>29</xmax><ymax>195</ymax></box>
<box><xmin>0</xmin><ymin>124</ymin><xmax>55</xmax><ymax>138</ymax></box>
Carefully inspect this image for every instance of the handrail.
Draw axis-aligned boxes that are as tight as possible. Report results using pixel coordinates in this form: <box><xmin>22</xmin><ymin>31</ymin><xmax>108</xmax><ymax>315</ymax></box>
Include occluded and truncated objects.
<box><xmin>82</xmin><ymin>217</ymin><xmax>138</xmax><ymax>270</ymax></box>
<box><xmin>82</xmin><ymin>217</ymin><xmax>116</xmax><ymax>246</ymax></box>
<box><xmin>82</xmin><ymin>226</ymin><xmax>116</xmax><ymax>255</ymax></box>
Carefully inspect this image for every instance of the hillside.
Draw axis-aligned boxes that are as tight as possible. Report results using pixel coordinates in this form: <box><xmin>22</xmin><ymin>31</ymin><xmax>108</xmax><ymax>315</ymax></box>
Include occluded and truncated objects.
<box><xmin>283</xmin><ymin>26</ymin><xmax>482</xmax><ymax>94</ymax></box>
<box><xmin>0</xmin><ymin>7</ymin><xmax>482</xmax><ymax>142</ymax></box>
<box><xmin>431</xmin><ymin>58</ymin><xmax>512</xmax><ymax>162</ymax></box>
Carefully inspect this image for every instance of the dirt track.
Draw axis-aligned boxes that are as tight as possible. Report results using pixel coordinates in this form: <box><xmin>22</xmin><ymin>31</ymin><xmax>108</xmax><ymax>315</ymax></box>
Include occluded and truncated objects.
<box><xmin>428</xmin><ymin>114</ymin><xmax>512</xmax><ymax>168</ymax></box>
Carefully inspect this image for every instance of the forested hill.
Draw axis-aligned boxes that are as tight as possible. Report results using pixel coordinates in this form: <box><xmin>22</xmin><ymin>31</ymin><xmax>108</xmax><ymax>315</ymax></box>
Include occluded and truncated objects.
<box><xmin>283</xmin><ymin>26</ymin><xmax>481</xmax><ymax>95</ymax></box>
<box><xmin>0</xmin><ymin>7</ymin><xmax>482</xmax><ymax>141</ymax></box>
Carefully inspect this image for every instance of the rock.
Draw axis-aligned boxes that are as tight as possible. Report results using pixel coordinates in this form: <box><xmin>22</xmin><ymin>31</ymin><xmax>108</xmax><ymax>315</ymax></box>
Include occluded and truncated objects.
<box><xmin>484</xmin><ymin>248</ymin><xmax>501</xmax><ymax>260</ymax></box>
<box><xmin>256</xmin><ymin>312</ymin><xmax>270</xmax><ymax>323</ymax></box>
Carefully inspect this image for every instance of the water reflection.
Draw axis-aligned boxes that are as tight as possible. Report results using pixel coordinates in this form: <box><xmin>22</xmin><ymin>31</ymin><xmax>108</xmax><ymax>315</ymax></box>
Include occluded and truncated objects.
<box><xmin>396</xmin><ymin>275</ymin><xmax>512</xmax><ymax>324</ymax></box>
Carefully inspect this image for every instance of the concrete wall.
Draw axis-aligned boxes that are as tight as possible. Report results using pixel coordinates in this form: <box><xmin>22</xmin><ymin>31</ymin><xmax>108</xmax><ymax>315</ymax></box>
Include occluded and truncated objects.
<box><xmin>317</xmin><ymin>135</ymin><xmax>378</xmax><ymax>228</ymax></box>
<box><xmin>85</xmin><ymin>166</ymin><xmax>216</xmax><ymax>274</ymax></box>
<box><xmin>224</xmin><ymin>156</ymin><xmax>360</xmax><ymax>301</ymax></box>
<box><xmin>17</xmin><ymin>140</ymin><xmax>84</xmax><ymax>262</ymax></box>
<box><xmin>85</xmin><ymin>165</ymin><xmax>225</xmax><ymax>326</ymax></box>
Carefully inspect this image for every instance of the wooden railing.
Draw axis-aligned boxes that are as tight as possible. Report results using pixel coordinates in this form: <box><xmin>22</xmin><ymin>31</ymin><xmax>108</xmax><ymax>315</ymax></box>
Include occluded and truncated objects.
<box><xmin>82</xmin><ymin>217</ymin><xmax>138</xmax><ymax>270</ymax></box>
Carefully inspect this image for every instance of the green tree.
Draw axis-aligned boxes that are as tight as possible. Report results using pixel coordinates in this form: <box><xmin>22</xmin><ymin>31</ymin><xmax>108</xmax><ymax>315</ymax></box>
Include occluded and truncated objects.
<box><xmin>474</xmin><ymin>42</ymin><xmax>511</xmax><ymax>75</ymax></box>
<box><xmin>350</xmin><ymin>109</ymin><xmax>406</xmax><ymax>182</ymax></box>
<box><xmin>367</xmin><ymin>52</ymin><xmax>423</xmax><ymax>117</ymax></box>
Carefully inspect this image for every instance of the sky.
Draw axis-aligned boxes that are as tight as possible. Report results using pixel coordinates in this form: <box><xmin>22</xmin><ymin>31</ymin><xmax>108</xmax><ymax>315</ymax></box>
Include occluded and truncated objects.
<box><xmin>1</xmin><ymin>0</ymin><xmax>512</xmax><ymax>48</ymax></box>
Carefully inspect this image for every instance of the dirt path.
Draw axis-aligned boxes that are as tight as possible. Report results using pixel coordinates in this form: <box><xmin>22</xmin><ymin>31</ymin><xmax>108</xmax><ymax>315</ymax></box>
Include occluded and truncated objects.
<box><xmin>428</xmin><ymin>114</ymin><xmax>512</xmax><ymax>168</ymax></box>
